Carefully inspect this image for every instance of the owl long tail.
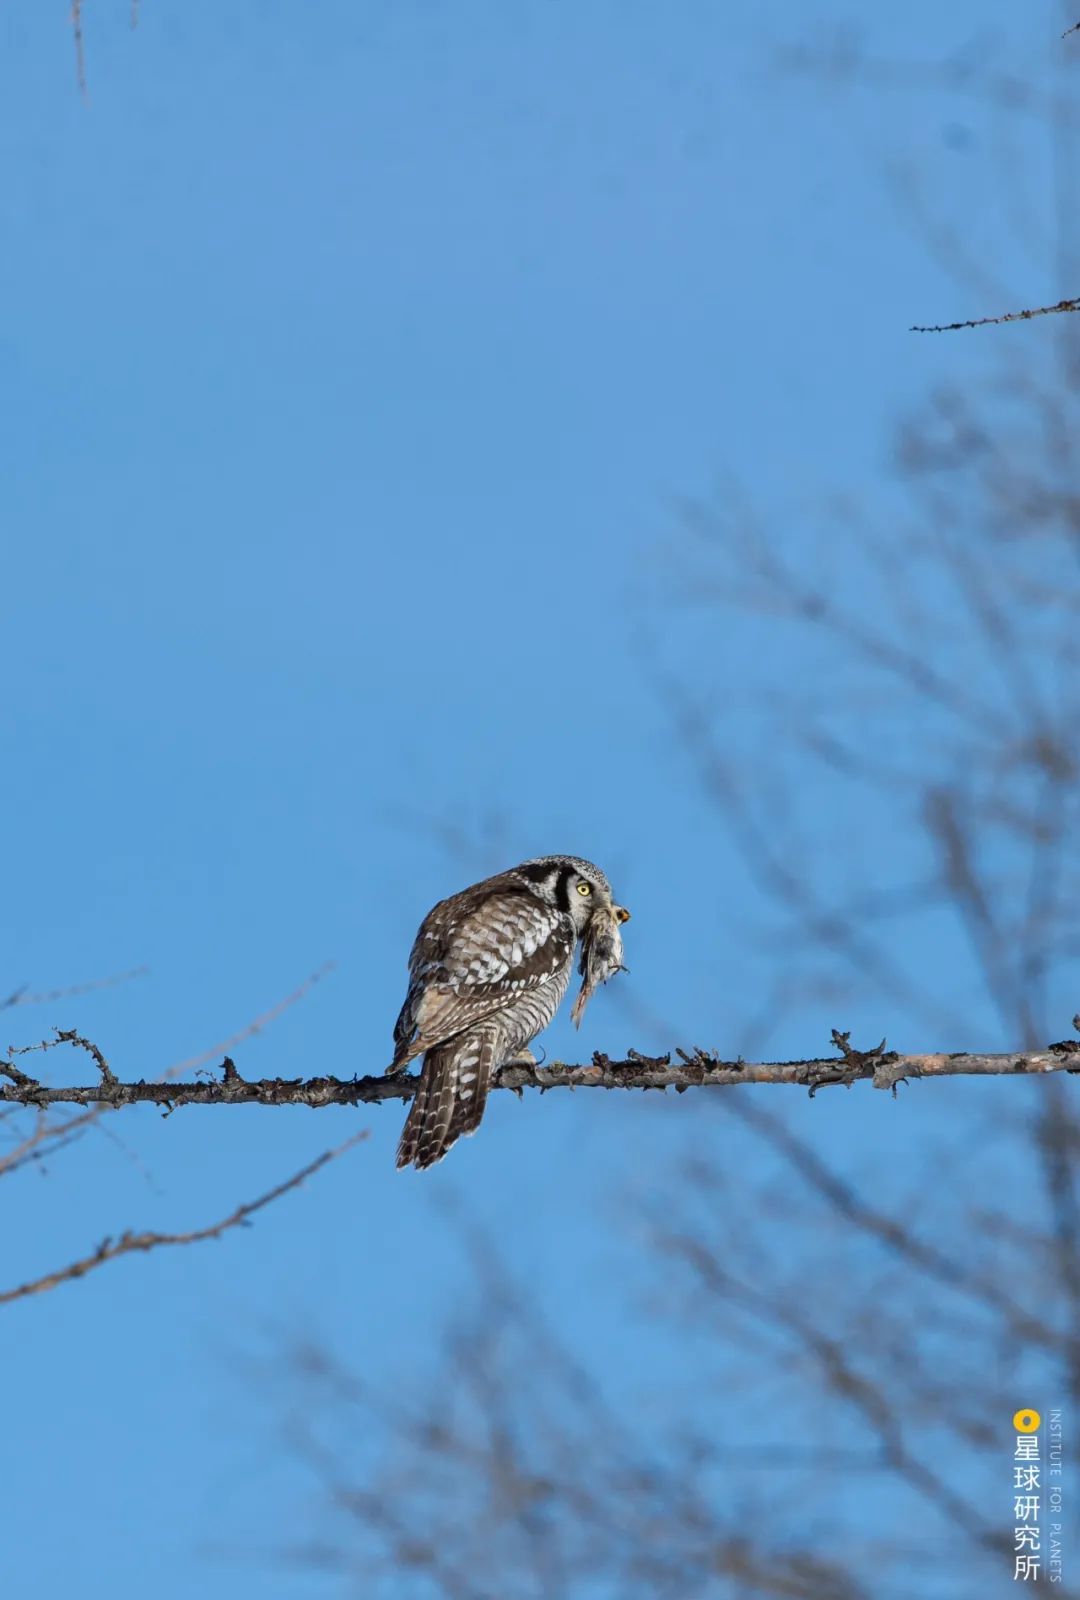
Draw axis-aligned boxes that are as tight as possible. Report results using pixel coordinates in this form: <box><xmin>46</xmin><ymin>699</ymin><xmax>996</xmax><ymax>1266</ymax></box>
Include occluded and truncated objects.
<box><xmin>396</xmin><ymin>1027</ymin><xmax>497</xmax><ymax>1171</ymax></box>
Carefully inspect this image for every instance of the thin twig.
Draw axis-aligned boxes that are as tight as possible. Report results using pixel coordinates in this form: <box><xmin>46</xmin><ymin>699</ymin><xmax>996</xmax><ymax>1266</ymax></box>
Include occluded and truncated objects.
<box><xmin>55</xmin><ymin>1029</ymin><xmax>117</xmax><ymax>1086</ymax></box>
<box><xmin>1</xmin><ymin>967</ymin><xmax>148</xmax><ymax>1011</ymax></box>
<box><xmin>0</xmin><ymin>1131</ymin><xmax>368</xmax><ymax>1306</ymax></box>
<box><xmin>0</xmin><ymin>1108</ymin><xmax>94</xmax><ymax>1182</ymax></box>
<box><xmin>161</xmin><ymin>961</ymin><xmax>336</xmax><ymax>1080</ymax></box>
<box><xmin>70</xmin><ymin>0</ymin><xmax>87</xmax><ymax>96</ymax></box>
<box><xmin>912</xmin><ymin>295</ymin><xmax>1080</xmax><ymax>333</ymax></box>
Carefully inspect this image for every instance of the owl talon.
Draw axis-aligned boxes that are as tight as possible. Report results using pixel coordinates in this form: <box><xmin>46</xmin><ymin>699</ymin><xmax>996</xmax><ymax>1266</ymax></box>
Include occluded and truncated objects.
<box><xmin>504</xmin><ymin>1048</ymin><xmax>538</xmax><ymax>1068</ymax></box>
<box><xmin>497</xmin><ymin>1048</ymin><xmax>539</xmax><ymax>1082</ymax></box>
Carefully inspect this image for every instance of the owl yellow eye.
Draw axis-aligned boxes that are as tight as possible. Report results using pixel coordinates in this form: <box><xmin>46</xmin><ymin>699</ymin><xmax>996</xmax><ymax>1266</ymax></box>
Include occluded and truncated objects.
<box><xmin>576</xmin><ymin>881</ymin><xmax>592</xmax><ymax>896</ymax></box>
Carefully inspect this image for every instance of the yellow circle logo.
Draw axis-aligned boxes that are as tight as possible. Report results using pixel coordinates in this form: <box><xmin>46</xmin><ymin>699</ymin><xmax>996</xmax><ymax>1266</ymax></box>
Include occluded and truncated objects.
<box><xmin>1014</xmin><ymin>1409</ymin><xmax>1041</xmax><ymax>1433</ymax></box>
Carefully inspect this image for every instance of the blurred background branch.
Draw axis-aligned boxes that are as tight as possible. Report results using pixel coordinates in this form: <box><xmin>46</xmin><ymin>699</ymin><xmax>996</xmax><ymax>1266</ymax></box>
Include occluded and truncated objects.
<box><xmin>0</xmin><ymin>1131</ymin><xmax>367</xmax><ymax>1307</ymax></box>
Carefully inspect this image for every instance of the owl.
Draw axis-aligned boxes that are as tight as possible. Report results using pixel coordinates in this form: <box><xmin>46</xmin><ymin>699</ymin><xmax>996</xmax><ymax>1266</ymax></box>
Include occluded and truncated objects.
<box><xmin>387</xmin><ymin>856</ymin><xmax>631</xmax><ymax>1170</ymax></box>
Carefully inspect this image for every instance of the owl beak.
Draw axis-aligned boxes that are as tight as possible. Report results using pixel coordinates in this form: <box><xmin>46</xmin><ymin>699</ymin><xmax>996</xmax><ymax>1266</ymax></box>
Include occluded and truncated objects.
<box><xmin>613</xmin><ymin>904</ymin><xmax>631</xmax><ymax>924</ymax></box>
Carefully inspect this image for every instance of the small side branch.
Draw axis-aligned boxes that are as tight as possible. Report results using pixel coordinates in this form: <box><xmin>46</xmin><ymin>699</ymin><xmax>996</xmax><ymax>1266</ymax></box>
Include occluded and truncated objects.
<box><xmin>0</xmin><ymin>1130</ymin><xmax>368</xmax><ymax>1306</ymax></box>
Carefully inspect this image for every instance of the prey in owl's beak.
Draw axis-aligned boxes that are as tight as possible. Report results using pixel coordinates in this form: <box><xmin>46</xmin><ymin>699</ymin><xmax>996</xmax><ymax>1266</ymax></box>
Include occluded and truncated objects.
<box><xmin>571</xmin><ymin>900</ymin><xmax>629</xmax><ymax>1027</ymax></box>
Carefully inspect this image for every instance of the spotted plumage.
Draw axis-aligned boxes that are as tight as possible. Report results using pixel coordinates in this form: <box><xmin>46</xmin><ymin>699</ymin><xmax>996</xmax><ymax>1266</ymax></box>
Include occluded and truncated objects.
<box><xmin>388</xmin><ymin>856</ymin><xmax>630</xmax><ymax>1169</ymax></box>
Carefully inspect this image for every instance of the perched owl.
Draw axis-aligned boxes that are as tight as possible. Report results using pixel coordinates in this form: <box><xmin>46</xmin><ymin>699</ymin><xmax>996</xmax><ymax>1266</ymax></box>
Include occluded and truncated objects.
<box><xmin>387</xmin><ymin>856</ymin><xmax>631</xmax><ymax>1170</ymax></box>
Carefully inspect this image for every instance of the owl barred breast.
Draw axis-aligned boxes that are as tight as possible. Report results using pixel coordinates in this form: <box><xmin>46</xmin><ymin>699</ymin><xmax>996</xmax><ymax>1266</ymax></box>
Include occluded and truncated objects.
<box><xmin>387</xmin><ymin>856</ymin><xmax>630</xmax><ymax>1170</ymax></box>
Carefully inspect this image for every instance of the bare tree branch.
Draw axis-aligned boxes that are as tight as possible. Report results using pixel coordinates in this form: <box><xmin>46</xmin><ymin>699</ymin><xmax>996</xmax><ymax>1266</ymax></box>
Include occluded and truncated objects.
<box><xmin>1</xmin><ymin>966</ymin><xmax>148</xmax><ymax>1011</ymax></box>
<box><xmin>912</xmin><ymin>294</ymin><xmax>1080</xmax><ymax>333</ymax></box>
<box><xmin>70</xmin><ymin>0</ymin><xmax>87</xmax><ymax>95</ymax></box>
<box><xmin>2</xmin><ymin>1031</ymin><xmax>1079</xmax><ymax>1112</ymax></box>
<box><xmin>0</xmin><ymin>1130</ymin><xmax>368</xmax><ymax>1307</ymax></box>
<box><xmin>0</xmin><ymin>1104</ymin><xmax>102</xmax><ymax>1183</ymax></box>
<box><xmin>160</xmin><ymin>960</ymin><xmax>336</xmax><ymax>1080</ymax></box>
<box><xmin>0</xmin><ymin>966</ymin><xmax>333</xmax><ymax>1185</ymax></box>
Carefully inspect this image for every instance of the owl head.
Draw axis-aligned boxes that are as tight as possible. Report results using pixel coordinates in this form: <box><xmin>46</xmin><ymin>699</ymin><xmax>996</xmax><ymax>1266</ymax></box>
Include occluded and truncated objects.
<box><xmin>515</xmin><ymin>855</ymin><xmax>631</xmax><ymax>935</ymax></box>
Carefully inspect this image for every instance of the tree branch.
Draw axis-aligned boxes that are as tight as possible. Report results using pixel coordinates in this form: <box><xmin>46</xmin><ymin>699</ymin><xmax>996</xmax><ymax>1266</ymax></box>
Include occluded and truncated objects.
<box><xmin>1</xmin><ymin>966</ymin><xmax>148</xmax><ymax>1011</ymax></box>
<box><xmin>911</xmin><ymin>295</ymin><xmax>1080</xmax><ymax>332</ymax></box>
<box><xmin>0</xmin><ymin>1130</ymin><xmax>369</xmax><ymax>1306</ymax></box>
<box><xmin>70</xmin><ymin>0</ymin><xmax>87</xmax><ymax>96</ymax></box>
<box><xmin>2</xmin><ymin>1030</ymin><xmax>1079</xmax><ymax>1112</ymax></box>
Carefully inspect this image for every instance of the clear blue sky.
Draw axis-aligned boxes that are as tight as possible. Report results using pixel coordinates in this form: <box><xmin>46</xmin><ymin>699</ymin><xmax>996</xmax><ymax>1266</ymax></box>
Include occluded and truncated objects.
<box><xmin>2</xmin><ymin>5</ymin><xmax>1069</xmax><ymax>1597</ymax></box>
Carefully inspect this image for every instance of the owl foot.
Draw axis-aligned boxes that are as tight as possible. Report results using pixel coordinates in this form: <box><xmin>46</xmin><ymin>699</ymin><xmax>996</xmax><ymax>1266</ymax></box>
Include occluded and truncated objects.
<box><xmin>500</xmin><ymin>1048</ymin><xmax>538</xmax><ymax>1071</ymax></box>
<box><xmin>494</xmin><ymin>1048</ymin><xmax>539</xmax><ymax>1094</ymax></box>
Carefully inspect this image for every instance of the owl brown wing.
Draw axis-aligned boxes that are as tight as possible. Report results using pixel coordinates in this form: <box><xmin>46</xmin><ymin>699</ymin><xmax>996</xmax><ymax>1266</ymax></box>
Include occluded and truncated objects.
<box><xmin>390</xmin><ymin>890</ymin><xmax>572</xmax><ymax>1068</ymax></box>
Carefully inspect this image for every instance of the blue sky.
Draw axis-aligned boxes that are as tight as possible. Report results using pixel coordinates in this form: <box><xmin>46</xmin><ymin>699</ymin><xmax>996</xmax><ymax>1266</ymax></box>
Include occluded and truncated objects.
<box><xmin>2</xmin><ymin>5</ymin><xmax>1072</xmax><ymax>1597</ymax></box>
